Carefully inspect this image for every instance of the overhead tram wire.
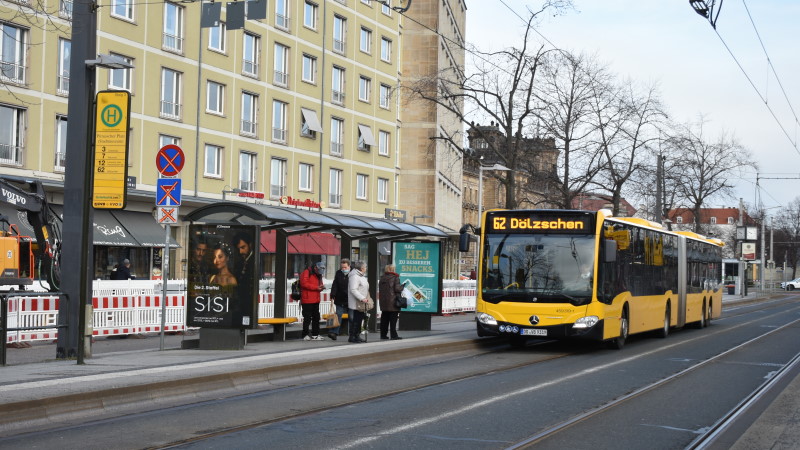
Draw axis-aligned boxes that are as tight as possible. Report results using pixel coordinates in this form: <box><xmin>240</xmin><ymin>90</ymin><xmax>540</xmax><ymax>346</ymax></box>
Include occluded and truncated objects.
<box><xmin>741</xmin><ymin>0</ymin><xmax>800</xmax><ymax>144</ymax></box>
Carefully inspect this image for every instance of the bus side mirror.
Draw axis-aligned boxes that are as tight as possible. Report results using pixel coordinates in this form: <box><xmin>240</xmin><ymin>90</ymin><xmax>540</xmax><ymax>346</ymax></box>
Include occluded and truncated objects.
<box><xmin>604</xmin><ymin>239</ymin><xmax>617</xmax><ymax>263</ymax></box>
<box><xmin>459</xmin><ymin>231</ymin><xmax>471</xmax><ymax>252</ymax></box>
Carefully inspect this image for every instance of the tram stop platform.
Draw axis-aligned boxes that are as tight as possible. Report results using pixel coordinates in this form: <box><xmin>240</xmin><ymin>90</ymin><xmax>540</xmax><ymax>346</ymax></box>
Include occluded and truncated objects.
<box><xmin>0</xmin><ymin>293</ymin><xmax>797</xmax><ymax>448</ymax></box>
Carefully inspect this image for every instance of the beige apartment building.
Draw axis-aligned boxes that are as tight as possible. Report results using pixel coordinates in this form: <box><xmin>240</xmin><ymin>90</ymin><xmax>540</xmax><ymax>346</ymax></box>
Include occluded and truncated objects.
<box><xmin>0</xmin><ymin>0</ymin><xmax>403</xmax><ymax>279</ymax></box>
<box><xmin>399</xmin><ymin>0</ymin><xmax>466</xmax><ymax>278</ymax></box>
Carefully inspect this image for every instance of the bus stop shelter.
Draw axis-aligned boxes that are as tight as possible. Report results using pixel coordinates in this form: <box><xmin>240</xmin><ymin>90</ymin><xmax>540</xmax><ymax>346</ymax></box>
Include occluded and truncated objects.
<box><xmin>185</xmin><ymin>202</ymin><xmax>448</xmax><ymax>341</ymax></box>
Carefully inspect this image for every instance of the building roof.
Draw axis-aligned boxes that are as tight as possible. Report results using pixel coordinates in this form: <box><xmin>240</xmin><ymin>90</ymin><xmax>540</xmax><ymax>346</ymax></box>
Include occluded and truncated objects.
<box><xmin>570</xmin><ymin>194</ymin><xmax>637</xmax><ymax>217</ymax></box>
<box><xmin>667</xmin><ymin>207</ymin><xmax>755</xmax><ymax>225</ymax></box>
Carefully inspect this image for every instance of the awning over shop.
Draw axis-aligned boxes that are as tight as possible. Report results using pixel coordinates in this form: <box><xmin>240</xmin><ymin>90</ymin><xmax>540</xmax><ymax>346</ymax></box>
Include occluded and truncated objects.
<box><xmin>51</xmin><ymin>206</ymin><xmax>142</xmax><ymax>247</ymax></box>
<box><xmin>260</xmin><ymin>230</ymin><xmax>341</xmax><ymax>255</ymax></box>
<box><xmin>111</xmin><ymin>210</ymin><xmax>180</xmax><ymax>248</ymax></box>
<box><xmin>0</xmin><ymin>203</ymin><xmax>37</xmax><ymax>241</ymax></box>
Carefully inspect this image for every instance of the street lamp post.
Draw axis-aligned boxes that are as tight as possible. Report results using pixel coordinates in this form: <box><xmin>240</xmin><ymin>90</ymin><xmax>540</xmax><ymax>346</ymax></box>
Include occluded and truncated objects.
<box><xmin>475</xmin><ymin>163</ymin><xmax>511</xmax><ymax>270</ymax></box>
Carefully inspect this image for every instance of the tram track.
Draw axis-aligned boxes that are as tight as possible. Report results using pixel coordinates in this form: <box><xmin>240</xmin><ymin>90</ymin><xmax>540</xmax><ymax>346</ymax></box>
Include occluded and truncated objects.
<box><xmin>504</xmin><ymin>312</ymin><xmax>800</xmax><ymax>449</ymax></box>
<box><xmin>147</xmin><ymin>341</ymin><xmax>583</xmax><ymax>449</ymax></box>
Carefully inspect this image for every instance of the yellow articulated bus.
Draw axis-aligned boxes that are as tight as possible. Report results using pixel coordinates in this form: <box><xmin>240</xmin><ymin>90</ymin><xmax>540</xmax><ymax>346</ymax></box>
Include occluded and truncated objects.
<box><xmin>460</xmin><ymin>209</ymin><xmax>723</xmax><ymax>349</ymax></box>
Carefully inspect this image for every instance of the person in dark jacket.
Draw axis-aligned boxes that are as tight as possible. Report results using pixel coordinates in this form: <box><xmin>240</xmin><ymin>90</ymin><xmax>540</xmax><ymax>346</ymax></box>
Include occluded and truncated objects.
<box><xmin>299</xmin><ymin>262</ymin><xmax>326</xmax><ymax>341</ymax></box>
<box><xmin>378</xmin><ymin>264</ymin><xmax>404</xmax><ymax>340</ymax></box>
<box><xmin>114</xmin><ymin>259</ymin><xmax>134</xmax><ymax>280</ymax></box>
<box><xmin>327</xmin><ymin>258</ymin><xmax>350</xmax><ymax>340</ymax></box>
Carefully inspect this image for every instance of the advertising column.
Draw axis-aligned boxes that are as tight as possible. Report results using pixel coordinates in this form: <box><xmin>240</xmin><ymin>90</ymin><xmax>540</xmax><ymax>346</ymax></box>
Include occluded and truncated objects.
<box><xmin>393</xmin><ymin>241</ymin><xmax>442</xmax><ymax>330</ymax></box>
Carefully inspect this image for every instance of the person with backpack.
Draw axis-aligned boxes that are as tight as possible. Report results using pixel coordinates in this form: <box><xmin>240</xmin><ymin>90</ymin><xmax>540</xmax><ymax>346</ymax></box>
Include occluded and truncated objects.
<box><xmin>299</xmin><ymin>262</ymin><xmax>326</xmax><ymax>341</ymax></box>
<box><xmin>327</xmin><ymin>258</ymin><xmax>350</xmax><ymax>340</ymax></box>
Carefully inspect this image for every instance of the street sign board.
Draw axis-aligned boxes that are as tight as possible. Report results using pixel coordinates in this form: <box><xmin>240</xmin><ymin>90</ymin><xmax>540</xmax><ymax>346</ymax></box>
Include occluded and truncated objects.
<box><xmin>156</xmin><ymin>144</ymin><xmax>185</xmax><ymax>177</ymax></box>
<box><xmin>157</xmin><ymin>206</ymin><xmax>179</xmax><ymax>224</ymax></box>
<box><xmin>92</xmin><ymin>90</ymin><xmax>131</xmax><ymax>209</ymax></box>
<box><xmin>156</xmin><ymin>178</ymin><xmax>182</xmax><ymax>206</ymax></box>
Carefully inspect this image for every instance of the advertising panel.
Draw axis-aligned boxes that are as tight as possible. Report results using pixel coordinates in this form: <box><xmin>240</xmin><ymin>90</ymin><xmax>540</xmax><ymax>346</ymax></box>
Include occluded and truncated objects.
<box><xmin>187</xmin><ymin>225</ymin><xmax>259</xmax><ymax>328</ymax></box>
<box><xmin>392</xmin><ymin>241</ymin><xmax>442</xmax><ymax>314</ymax></box>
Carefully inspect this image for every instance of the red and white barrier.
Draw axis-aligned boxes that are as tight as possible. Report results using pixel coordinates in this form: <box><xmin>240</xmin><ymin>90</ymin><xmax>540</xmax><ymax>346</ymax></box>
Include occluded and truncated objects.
<box><xmin>4</xmin><ymin>280</ymin><xmax>477</xmax><ymax>344</ymax></box>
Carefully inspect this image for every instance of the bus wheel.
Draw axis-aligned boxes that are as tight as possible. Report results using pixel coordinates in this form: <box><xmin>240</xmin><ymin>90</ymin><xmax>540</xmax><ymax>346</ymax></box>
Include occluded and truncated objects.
<box><xmin>696</xmin><ymin>301</ymin><xmax>707</xmax><ymax>328</ymax></box>
<box><xmin>508</xmin><ymin>334</ymin><xmax>527</xmax><ymax>348</ymax></box>
<box><xmin>657</xmin><ymin>305</ymin><xmax>670</xmax><ymax>339</ymax></box>
<box><xmin>607</xmin><ymin>309</ymin><xmax>629</xmax><ymax>350</ymax></box>
<box><xmin>705</xmin><ymin>301</ymin><xmax>713</xmax><ymax>327</ymax></box>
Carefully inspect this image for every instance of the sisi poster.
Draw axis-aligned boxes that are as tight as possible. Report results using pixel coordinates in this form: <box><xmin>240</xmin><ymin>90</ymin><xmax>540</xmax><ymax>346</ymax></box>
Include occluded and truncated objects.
<box><xmin>392</xmin><ymin>241</ymin><xmax>442</xmax><ymax>314</ymax></box>
<box><xmin>186</xmin><ymin>224</ymin><xmax>259</xmax><ymax>329</ymax></box>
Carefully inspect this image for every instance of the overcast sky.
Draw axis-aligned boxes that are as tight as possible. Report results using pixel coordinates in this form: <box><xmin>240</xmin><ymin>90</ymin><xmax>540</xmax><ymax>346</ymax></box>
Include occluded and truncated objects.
<box><xmin>465</xmin><ymin>0</ymin><xmax>800</xmax><ymax>212</ymax></box>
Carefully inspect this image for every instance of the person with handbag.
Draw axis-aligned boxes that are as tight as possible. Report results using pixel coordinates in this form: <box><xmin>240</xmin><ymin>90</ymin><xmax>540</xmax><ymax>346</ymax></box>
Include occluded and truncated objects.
<box><xmin>378</xmin><ymin>264</ymin><xmax>404</xmax><ymax>340</ymax></box>
<box><xmin>327</xmin><ymin>258</ymin><xmax>350</xmax><ymax>340</ymax></box>
<box><xmin>299</xmin><ymin>262</ymin><xmax>326</xmax><ymax>341</ymax></box>
<box><xmin>347</xmin><ymin>260</ymin><xmax>371</xmax><ymax>344</ymax></box>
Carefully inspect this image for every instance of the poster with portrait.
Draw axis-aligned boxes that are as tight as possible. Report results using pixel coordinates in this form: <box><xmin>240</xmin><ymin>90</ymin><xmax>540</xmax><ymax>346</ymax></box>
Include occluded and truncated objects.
<box><xmin>392</xmin><ymin>241</ymin><xmax>442</xmax><ymax>314</ymax></box>
<box><xmin>186</xmin><ymin>224</ymin><xmax>259</xmax><ymax>329</ymax></box>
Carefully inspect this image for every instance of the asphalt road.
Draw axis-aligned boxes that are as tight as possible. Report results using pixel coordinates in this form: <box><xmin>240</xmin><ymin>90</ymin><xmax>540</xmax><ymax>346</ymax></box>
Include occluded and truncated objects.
<box><xmin>3</xmin><ymin>297</ymin><xmax>798</xmax><ymax>449</ymax></box>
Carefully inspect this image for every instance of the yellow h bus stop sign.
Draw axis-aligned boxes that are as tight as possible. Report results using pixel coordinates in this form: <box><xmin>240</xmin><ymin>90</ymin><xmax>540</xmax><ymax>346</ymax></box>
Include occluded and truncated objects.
<box><xmin>92</xmin><ymin>90</ymin><xmax>131</xmax><ymax>209</ymax></box>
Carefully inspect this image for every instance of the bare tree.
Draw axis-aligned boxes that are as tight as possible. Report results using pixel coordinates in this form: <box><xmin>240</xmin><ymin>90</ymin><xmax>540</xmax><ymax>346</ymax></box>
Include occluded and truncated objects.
<box><xmin>671</xmin><ymin>119</ymin><xmax>757</xmax><ymax>233</ymax></box>
<box><xmin>402</xmin><ymin>4</ymin><xmax>572</xmax><ymax>209</ymax></box>
<box><xmin>773</xmin><ymin>199</ymin><xmax>800</xmax><ymax>278</ymax></box>
<box><xmin>536</xmin><ymin>51</ymin><xmax>607</xmax><ymax>209</ymax></box>
<box><xmin>591</xmin><ymin>80</ymin><xmax>666</xmax><ymax>216</ymax></box>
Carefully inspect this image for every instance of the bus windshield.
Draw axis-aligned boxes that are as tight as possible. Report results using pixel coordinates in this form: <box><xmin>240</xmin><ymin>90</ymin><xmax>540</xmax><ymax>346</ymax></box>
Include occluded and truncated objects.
<box><xmin>481</xmin><ymin>233</ymin><xmax>596</xmax><ymax>304</ymax></box>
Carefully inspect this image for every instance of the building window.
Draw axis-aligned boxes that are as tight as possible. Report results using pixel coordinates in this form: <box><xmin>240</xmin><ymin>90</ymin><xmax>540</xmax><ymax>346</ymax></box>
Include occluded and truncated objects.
<box><xmin>239</xmin><ymin>152</ymin><xmax>257</xmax><ymax>191</ymax></box>
<box><xmin>300</xmin><ymin>108</ymin><xmax>322</xmax><ymax>139</ymax></box>
<box><xmin>242</xmin><ymin>32</ymin><xmax>260</xmax><ymax>77</ymax></box>
<box><xmin>204</xmin><ymin>144</ymin><xmax>223</xmax><ymax>178</ymax></box>
<box><xmin>361</xmin><ymin>0</ymin><xmax>371</xmax><ymax>5</ymax></box>
<box><xmin>160</xmin><ymin>68</ymin><xmax>182</xmax><ymax>119</ymax></box>
<box><xmin>299</xmin><ymin>163</ymin><xmax>313</xmax><ymax>192</ymax></box>
<box><xmin>357</xmin><ymin>124</ymin><xmax>374</xmax><ymax>152</ymax></box>
<box><xmin>272</xmin><ymin>100</ymin><xmax>287</xmax><ymax>143</ymax></box>
<box><xmin>54</xmin><ymin>115</ymin><xmax>67</xmax><ymax>171</ymax></box>
<box><xmin>0</xmin><ymin>23</ymin><xmax>27</xmax><ymax>85</ymax></box>
<box><xmin>381</xmin><ymin>0</ymin><xmax>391</xmax><ymax>15</ymax></box>
<box><xmin>302</xmin><ymin>54</ymin><xmax>316</xmax><ymax>84</ymax></box>
<box><xmin>332</xmin><ymin>66</ymin><xmax>345</xmax><ymax>104</ymax></box>
<box><xmin>331</xmin><ymin>117</ymin><xmax>344</xmax><ymax>156</ymax></box>
<box><xmin>329</xmin><ymin>168</ymin><xmax>342</xmax><ymax>207</ymax></box>
<box><xmin>378</xmin><ymin>130</ymin><xmax>389</xmax><ymax>156</ymax></box>
<box><xmin>208</xmin><ymin>21</ymin><xmax>226</xmax><ymax>52</ymax></box>
<box><xmin>241</xmin><ymin>91</ymin><xmax>258</xmax><ymax>136</ymax></box>
<box><xmin>356</xmin><ymin>173</ymin><xmax>368</xmax><ymax>200</ymax></box>
<box><xmin>276</xmin><ymin>0</ymin><xmax>290</xmax><ymax>30</ymax></box>
<box><xmin>159</xmin><ymin>134</ymin><xmax>180</xmax><ymax>148</ymax></box>
<box><xmin>274</xmin><ymin>43</ymin><xmax>289</xmax><ymax>87</ymax></box>
<box><xmin>59</xmin><ymin>0</ymin><xmax>73</xmax><ymax>19</ymax></box>
<box><xmin>333</xmin><ymin>15</ymin><xmax>346</xmax><ymax>54</ymax></box>
<box><xmin>206</xmin><ymin>81</ymin><xmax>224</xmax><ymax>115</ymax></box>
<box><xmin>728</xmin><ymin>217</ymin><xmax>734</xmax><ymax>224</ymax></box>
<box><xmin>676</xmin><ymin>216</ymin><xmax>683</xmax><ymax>224</ymax></box>
<box><xmin>358</xmin><ymin>76</ymin><xmax>371</xmax><ymax>102</ymax></box>
<box><xmin>111</xmin><ymin>0</ymin><xmax>133</xmax><ymax>21</ymax></box>
<box><xmin>108</xmin><ymin>54</ymin><xmax>133</xmax><ymax>91</ymax></box>
<box><xmin>379</xmin><ymin>83</ymin><xmax>390</xmax><ymax>109</ymax></box>
<box><xmin>303</xmin><ymin>1</ymin><xmax>317</xmax><ymax>30</ymax></box>
<box><xmin>163</xmin><ymin>2</ymin><xmax>184</xmax><ymax>53</ymax></box>
<box><xmin>0</xmin><ymin>105</ymin><xmax>25</xmax><ymax>166</ymax></box>
<box><xmin>380</xmin><ymin>37</ymin><xmax>391</xmax><ymax>62</ymax></box>
<box><xmin>359</xmin><ymin>27</ymin><xmax>371</xmax><ymax>53</ymax></box>
<box><xmin>270</xmin><ymin>157</ymin><xmax>287</xmax><ymax>198</ymax></box>
<box><xmin>377</xmin><ymin>177</ymin><xmax>388</xmax><ymax>203</ymax></box>
<box><xmin>710</xmin><ymin>217</ymin><xmax>717</xmax><ymax>224</ymax></box>
<box><xmin>57</xmin><ymin>38</ymin><xmax>70</xmax><ymax>95</ymax></box>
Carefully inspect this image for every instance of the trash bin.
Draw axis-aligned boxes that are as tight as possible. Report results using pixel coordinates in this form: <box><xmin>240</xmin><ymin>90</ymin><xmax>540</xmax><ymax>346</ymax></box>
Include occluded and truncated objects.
<box><xmin>727</xmin><ymin>285</ymin><xmax>735</xmax><ymax>295</ymax></box>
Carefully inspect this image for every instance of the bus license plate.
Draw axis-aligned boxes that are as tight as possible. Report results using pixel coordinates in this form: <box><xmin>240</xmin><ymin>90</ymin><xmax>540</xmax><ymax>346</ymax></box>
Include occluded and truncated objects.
<box><xmin>521</xmin><ymin>328</ymin><xmax>547</xmax><ymax>336</ymax></box>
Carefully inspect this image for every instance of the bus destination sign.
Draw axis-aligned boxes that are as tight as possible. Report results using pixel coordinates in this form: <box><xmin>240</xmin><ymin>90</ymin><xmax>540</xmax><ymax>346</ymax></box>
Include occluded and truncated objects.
<box><xmin>486</xmin><ymin>212</ymin><xmax>594</xmax><ymax>234</ymax></box>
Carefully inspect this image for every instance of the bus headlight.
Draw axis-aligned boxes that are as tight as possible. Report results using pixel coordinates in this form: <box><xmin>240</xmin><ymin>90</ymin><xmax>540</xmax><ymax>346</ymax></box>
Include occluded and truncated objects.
<box><xmin>477</xmin><ymin>313</ymin><xmax>498</xmax><ymax>326</ymax></box>
<box><xmin>572</xmin><ymin>316</ymin><xmax>599</xmax><ymax>329</ymax></box>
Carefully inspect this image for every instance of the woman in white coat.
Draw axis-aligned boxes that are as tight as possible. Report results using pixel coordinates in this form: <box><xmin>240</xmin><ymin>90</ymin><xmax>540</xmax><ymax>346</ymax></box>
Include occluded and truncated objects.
<box><xmin>347</xmin><ymin>260</ymin><xmax>371</xmax><ymax>343</ymax></box>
